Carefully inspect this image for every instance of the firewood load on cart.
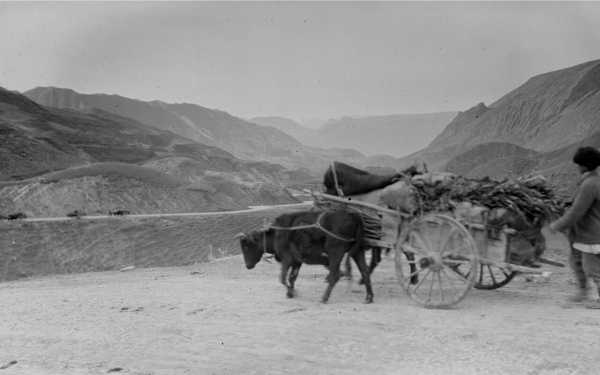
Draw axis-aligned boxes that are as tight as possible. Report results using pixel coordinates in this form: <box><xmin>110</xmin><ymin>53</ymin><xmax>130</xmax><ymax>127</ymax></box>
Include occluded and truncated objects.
<box><xmin>312</xmin><ymin>161</ymin><xmax>567</xmax><ymax>308</ymax></box>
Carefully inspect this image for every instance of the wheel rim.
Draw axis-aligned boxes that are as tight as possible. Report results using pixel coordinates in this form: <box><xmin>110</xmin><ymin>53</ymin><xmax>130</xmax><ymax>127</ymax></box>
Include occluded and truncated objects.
<box><xmin>395</xmin><ymin>214</ymin><xmax>478</xmax><ymax>308</ymax></box>
<box><xmin>470</xmin><ymin>263</ymin><xmax>516</xmax><ymax>290</ymax></box>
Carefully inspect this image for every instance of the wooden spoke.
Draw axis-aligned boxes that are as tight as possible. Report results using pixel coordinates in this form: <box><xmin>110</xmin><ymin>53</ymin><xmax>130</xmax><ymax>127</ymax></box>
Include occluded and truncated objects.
<box><xmin>439</xmin><ymin>227</ymin><xmax>459</xmax><ymax>254</ymax></box>
<box><xmin>412</xmin><ymin>269</ymin><xmax>432</xmax><ymax>293</ymax></box>
<box><xmin>427</xmin><ymin>272</ymin><xmax>435</xmax><ymax>303</ymax></box>
<box><xmin>442</xmin><ymin>257</ymin><xmax>474</xmax><ymax>266</ymax></box>
<box><xmin>440</xmin><ymin>268</ymin><xmax>462</xmax><ymax>302</ymax></box>
<box><xmin>437</xmin><ymin>271</ymin><xmax>445</xmax><ymax>303</ymax></box>
<box><xmin>478</xmin><ymin>264</ymin><xmax>484</xmax><ymax>285</ymax></box>
<box><xmin>443</xmin><ymin>264</ymin><xmax>469</xmax><ymax>284</ymax></box>
<box><xmin>440</xmin><ymin>266</ymin><xmax>461</xmax><ymax>288</ymax></box>
<box><xmin>473</xmin><ymin>264</ymin><xmax>516</xmax><ymax>290</ymax></box>
<box><xmin>412</xmin><ymin>231</ymin><xmax>432</xmax><ymax>254</ymax></box>
<box><xmin>433</xmin><ymin>221</ymin><xmax>446</xmax><ymax>252</ymax></box>
<box><xmin>406</xmin><ymin>265</ymin><xmax>430</xmax><ymax>280</ymax></box>
<box><xmin>487</xmin><ymin>265</ymin><xmax>497</xmax><ymax>285</ymax></box>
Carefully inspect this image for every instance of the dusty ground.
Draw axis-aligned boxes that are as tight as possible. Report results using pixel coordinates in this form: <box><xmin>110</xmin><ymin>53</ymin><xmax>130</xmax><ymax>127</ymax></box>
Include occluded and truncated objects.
<box><xmin>1</xmin><ymin>237</ymin><xmax>600</xmax><ymax>375</ymax></box>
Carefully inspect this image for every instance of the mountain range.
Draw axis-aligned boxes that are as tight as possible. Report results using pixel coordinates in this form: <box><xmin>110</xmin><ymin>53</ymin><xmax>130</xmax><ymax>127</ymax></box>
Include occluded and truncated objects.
<box><xmin>251</xmin><ymin>112</ymin><xmax>457</xmax><ymax>157</ymax></box>
<box><xmin>0</xmin><ymin>87</ymin><xmax>301</xmax><ymax>216</ymax></box>
<box><xmin>25</xmin><ymin>87</ymin><xmax>400</xmax><ymax>173</ymax></box>
<box><xmin>3</xmin><ymin>58</ymin><xmax>600</xmax><ymax>215</ymax></box>
<box><xmin>24</xmin><ymin>87</ymin><xmax>310</xmax><ymax>167</ymax></box>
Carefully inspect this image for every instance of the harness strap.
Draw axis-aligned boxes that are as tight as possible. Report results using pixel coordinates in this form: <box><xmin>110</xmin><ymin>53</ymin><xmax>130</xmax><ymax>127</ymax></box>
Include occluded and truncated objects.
<box><xmin>330</xmin><ymin>162</ymin><xmax>345</xmax><ymax>197</ymax></box>
<box><xmin>268</xmin><ymin>212</ymin><xmax>355</xmax><ymax>242</ymax></box>
<box><xmin>261</xmin><ymin>218</ymin><xmax>274</xmax><ymax>262</ymax></box>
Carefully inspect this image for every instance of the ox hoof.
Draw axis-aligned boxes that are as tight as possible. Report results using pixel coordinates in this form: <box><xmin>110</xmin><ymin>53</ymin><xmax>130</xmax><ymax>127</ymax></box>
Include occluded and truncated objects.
<box><xmin>320</xmin><ymin>297</ymin><xmax>329</xmax><ymax>304</ymax></box>
<box><xmin>364</xmin><ymin>295</ymin><xmax>373</xmax><ymax>304</ymax></box>
<box><xmin>286</xmin><ymin>289</ymin><xmax>295</xmax><ymax>298</ymax></box>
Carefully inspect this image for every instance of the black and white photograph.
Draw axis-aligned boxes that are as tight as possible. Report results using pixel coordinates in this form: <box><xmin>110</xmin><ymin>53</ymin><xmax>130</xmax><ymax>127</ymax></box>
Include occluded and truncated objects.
<box><xmin>1</xmin><ymin>1</ymin><xmax>600</xmax><ymax>374</ymax></box>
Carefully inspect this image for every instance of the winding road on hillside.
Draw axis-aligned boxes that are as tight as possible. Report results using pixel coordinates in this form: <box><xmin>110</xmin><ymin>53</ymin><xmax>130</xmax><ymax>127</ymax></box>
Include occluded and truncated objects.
<box><xmin>19</xmin><ymin>201</ymin><xmax>313</xmax><ymax>223</ymax></box>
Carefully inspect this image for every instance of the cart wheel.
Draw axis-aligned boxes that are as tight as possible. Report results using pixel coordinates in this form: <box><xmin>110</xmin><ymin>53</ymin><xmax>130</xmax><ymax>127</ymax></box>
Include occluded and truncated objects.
<box><xmin>450</xmin><ymin>262</ymin><xmax>516</xmax><ymax>289</ymax></box>
<box><xmin>475</xmin><ymin>263</ymin><xmax>516</xmax><ymax>289</ymax></box>
<box><xmin>395</xmin><ymin>213</ymin><xmax>478</xmax><ymax>308</ymax></box>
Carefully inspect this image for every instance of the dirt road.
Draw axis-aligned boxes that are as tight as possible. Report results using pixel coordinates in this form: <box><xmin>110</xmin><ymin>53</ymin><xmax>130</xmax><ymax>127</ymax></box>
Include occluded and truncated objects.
<box><xmin>21</xmin><ymin>201</ymin><xmax>313</xmax><ymax>223</ymax></box>
<box><xmin>1</xmin><ymin>245</ymin><xmax>600</xmax><ymax>375</ymax></box>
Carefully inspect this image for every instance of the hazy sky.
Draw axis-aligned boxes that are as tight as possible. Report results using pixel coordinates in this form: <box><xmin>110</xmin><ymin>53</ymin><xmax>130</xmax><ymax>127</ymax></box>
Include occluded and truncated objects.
<box><xmin>2</xmin><ymin>2</ymin><xmax>600</xmax><ymax>123</ymax></box>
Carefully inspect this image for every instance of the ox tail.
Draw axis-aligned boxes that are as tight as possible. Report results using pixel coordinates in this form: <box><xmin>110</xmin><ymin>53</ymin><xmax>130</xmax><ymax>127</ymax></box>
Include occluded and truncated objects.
<box><xmin>340</xmin><ymin>211</ymin><xmax>366</xmax><ymax>279</ymax></box>
<box><xmin>351</xmin><ymin>211</ymin><xmax>366</xmax><ymax>257</ymax></box>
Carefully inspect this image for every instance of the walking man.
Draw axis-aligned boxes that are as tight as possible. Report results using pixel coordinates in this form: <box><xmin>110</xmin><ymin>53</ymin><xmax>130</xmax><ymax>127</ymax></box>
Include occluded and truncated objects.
<box><xmin>550</xmin><ymin>146</ymin><xmax>600</xmax><ymax>308</ymax></box>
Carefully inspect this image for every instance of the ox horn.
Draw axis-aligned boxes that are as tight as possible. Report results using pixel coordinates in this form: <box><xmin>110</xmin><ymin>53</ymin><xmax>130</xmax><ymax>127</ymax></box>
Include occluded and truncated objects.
<box><xmin>233</xmin><ymin>232</ymin><xmax>246</xmax><ymax>240</ymax></box>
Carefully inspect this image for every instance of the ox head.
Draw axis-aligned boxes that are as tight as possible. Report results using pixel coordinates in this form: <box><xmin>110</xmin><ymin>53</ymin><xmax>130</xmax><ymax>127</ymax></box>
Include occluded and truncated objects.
<box><xmin>236</xmin><ymin>230</ymin><xmax>267</xmax><ymax>270</ymax></box>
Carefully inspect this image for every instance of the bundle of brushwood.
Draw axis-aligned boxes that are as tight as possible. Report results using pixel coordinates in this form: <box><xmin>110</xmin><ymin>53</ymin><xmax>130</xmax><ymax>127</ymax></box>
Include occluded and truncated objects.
<box><xmin>410</xmin><ymin>173</ymin><xmax>566</xmax><ymax>227</ymax></box>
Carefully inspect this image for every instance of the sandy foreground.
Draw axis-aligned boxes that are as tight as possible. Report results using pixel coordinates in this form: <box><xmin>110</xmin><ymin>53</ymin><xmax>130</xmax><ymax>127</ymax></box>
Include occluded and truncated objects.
<box><xmin>1</xmin><ymin>251</ymin><xmax>600</xmax><ymax>375</ymax></box>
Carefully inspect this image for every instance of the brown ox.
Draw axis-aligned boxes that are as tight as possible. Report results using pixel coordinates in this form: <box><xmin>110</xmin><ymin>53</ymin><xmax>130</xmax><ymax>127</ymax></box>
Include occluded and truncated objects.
<box><xmin>238</xmin><ymin>209</ymin><xmax>374</xmax><ymax>304</ymax></box>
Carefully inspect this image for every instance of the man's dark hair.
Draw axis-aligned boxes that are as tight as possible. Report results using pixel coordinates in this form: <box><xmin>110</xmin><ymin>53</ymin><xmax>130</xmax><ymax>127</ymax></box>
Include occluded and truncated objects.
<box><xmin>573</xmin><ymin>146</ymin><xmax>600</xmax><ymax>171</ymax></box>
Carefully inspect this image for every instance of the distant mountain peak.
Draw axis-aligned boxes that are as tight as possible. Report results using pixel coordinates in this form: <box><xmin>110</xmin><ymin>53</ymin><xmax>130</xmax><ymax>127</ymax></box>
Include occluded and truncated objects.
<box><xmin>454</xmin><ymin>102</ymin><xmax>489</xmax><ymax>121</ymax></box>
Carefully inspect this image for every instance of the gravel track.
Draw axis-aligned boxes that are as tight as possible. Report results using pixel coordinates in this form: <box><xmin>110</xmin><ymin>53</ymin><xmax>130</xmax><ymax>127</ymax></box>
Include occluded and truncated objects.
<box><xmin>1</xmin><ymin>242</ymin><xmax>600</xmax><ymax>375</ymax></box>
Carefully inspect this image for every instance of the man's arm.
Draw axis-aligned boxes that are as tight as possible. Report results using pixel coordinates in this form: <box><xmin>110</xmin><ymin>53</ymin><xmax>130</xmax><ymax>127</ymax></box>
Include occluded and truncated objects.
<box><xmin>551</xmin><ymin>180</ymin><xmax>597</xmax><ymax>232</ymax></box>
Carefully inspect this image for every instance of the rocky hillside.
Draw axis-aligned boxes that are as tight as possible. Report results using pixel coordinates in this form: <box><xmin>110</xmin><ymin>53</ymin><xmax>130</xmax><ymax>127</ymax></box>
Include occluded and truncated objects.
<box><xmin>0</xmin><ymin>163</ymin><xmax>296</xmax><ymax>217</ymax></box>
<box><xmin>398</xmin><ymin>59</ymin><xmax>600</xmax><ymax>190</ymax></box>
<box><xmin>0</xmin><ymin>87</ymin><xmax>197</xmax><ymax>180</ymax></box>
<box><xmin>0</xmin><ymin>87</ymin><xmax>299</xmax><ymax>216</ymax></box>
<box><xmin>402</xmin><ymin>60</ymin><xmax>600</xmax><ymax>171</ymax></box>
<box><xmin>25</xmin><ymin>87</ymin><xmax>327</xmax><ymax>170</ymax></box>
<box><xmin>444</xmin><ymin>131</ymin><xmax>600</xmax><ymax>196</ymax></box>
<box><xmin>252</xmin><ymin>112</ymin><xmax>457</xmax><ymax>158</ymax></box>
<box><xmin>25</xmin><ymin>87</ymin><xmax>412</xmax><ymax>173</ymax></box>
<box><xmin>535</xmin><ymin>130</ymin><xmax>600</xmax><ymax>194</ymax></box>
<box><xmin>445</xmin><ymin>142</ymin><xmax>540</xmax><ymax>179</ymax></box>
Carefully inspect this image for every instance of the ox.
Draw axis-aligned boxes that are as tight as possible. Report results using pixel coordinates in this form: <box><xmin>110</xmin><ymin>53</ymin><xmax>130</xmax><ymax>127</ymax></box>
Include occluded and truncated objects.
<box><xmin>238</xmin><ymin>209</ymin><xmax>374</xmax><ymax>304</ymax></box>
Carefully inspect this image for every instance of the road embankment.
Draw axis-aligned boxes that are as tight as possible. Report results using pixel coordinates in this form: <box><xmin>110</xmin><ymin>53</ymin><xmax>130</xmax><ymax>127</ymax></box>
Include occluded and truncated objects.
<box><xmin>0</xmin><ymin>203</ymin><xmax>310</xmax><ymax>282</ymax></box>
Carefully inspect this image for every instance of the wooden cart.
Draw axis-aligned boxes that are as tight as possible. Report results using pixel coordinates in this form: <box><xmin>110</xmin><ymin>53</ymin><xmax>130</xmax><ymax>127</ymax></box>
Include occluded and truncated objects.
<box><xmin>313</xmin><ymin>192</ymin><xmax>559</xmax><ymax>308</ymax></box>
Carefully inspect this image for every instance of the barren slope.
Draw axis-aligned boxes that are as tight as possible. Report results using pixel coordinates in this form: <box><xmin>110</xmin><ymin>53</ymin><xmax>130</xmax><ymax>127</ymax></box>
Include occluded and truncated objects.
<box><xmin>0</xmin><ymin>88</ymin><xmax>304</xmax><ymax>216</ymax></box>
<box><xmin>402</xmin><ymin>59</ymin><xmax>600</xmax><ymax>171</ymax></box>
<box><xmin>25</xmin><ymin>87</ymin><xmax>409</xmax><ymax>172</ymax></box>
<box><xmin>24</xmin><ymin>87</ymin><xmax>323</xmax><ymax>170</ymax></box>
<box><xmin>445</xmin><ymin>142</ymin><xmax>540</xmax><ymax>179</ymax></box>
<box><xmin>0</xmin><ymin>163</ymin><xmax>297</xmax><ymax>218</ymax></box>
